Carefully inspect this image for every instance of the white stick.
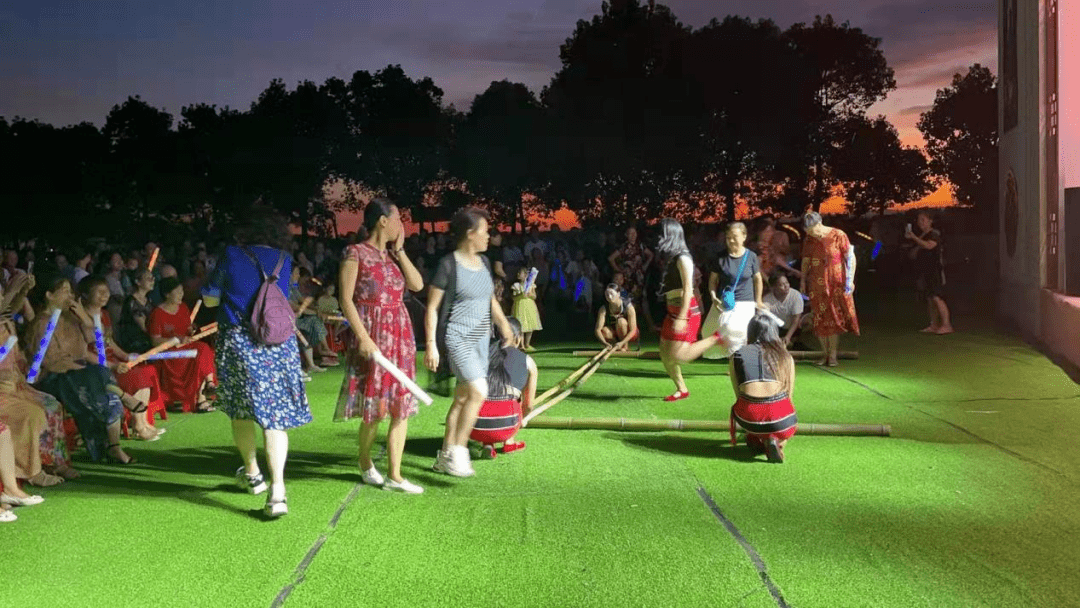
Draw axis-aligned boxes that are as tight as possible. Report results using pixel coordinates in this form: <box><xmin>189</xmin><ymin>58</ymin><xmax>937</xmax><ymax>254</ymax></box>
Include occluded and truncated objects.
<box><xmin>372</xmin><ymin>351</ymin><xmax>432</xmax><ymax>405</ymax></box>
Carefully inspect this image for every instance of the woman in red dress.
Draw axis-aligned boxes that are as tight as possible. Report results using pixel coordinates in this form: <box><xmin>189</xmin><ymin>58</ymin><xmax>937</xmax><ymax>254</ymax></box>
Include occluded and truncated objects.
<box><xmin>79</xmin><ymin>276</ymin><xmax>165</xmax><ymax>439</ymax></box>
<box><xmin>799</xmin><ymin>212</ymin><xmax>859</xmax><ymax>367</ymax></box>
<box><xmin>334</xmin><ymin>198</ymin><xmax>425</xmax><ymax>494</ymax></box>
<box><xmin>147</xmin><ymin>277</ymin><xmax>217</xmax><ymax>412</ymax></box>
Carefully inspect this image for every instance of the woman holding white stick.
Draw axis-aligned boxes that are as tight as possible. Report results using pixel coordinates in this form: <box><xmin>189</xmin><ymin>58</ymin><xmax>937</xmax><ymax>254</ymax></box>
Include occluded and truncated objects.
<box><xmin>335</xmin><ymin>198</ymin><xmax>426</xmax><ymax>494</ymax></box>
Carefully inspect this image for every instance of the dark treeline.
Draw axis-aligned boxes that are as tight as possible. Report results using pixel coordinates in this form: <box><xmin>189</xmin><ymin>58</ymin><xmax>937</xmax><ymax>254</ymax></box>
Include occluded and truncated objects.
<box><xmin>0</xmin><ymin>1</ymin><xmax>998</xmax><ymax>244</ymax></box>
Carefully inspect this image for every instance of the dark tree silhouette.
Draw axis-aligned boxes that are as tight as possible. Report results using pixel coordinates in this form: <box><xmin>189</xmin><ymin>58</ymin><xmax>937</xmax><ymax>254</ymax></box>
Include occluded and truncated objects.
<box><xmin>917</xmin><ymin>64</ymin><xmax>998</xmax><ymax>224</ymax></box>
<box><xmin>832</xmin><ymin>115</ymin><xmax>932</xmax><ymax>215</ymax></box>
<box><xmin>785</xmin><ymin>15</ymin><xmax>897</xmax><ymax>211</ymax></box>
<box><xmin>542</xmin><ymin>0</ymin><xmax>695</xmax><ymax>226</ymax></box>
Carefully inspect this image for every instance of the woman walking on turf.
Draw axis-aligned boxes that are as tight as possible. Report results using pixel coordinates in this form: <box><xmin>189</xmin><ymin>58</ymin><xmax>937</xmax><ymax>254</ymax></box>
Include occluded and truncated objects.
<box><xmin>707</xmin><ymin>222</ymin><xmax>765</xmax><ymax>358</ymax></box>
<box><xmin>335</xmin><ymin>198</ymin><xmax>425</xmax><ymax>494</ymax></box>
<box><xmin>656</xmin><ymin>218</ymin><xmax>728</xmax><ymax>402</ymax></box>
<box><xmin>209</xmin><ymin>205</ymin><xmax>311</xmax><ymax>518</ymax></box>
<box><xmin>425</xmin><ymin>207</ymin><xmax>514</xmax><ymax>478</ymax></box>
<box><xmin>729</xmin><ymin>311</ymin><xmax>797</xmax><ymax>463</ymax></box>
<box><xmin>799</xmin><ymin>212</ymin><xmax>859</xmax><ymax>367</ymax></box>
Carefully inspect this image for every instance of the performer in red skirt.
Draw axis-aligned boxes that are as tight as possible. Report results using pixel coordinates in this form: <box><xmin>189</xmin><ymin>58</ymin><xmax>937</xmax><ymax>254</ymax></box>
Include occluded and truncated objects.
<box><xmin>728</xmin><ymin>310</ymin><xmax>797</xmax><ymax>463</ymax></box>
<box><xmin>655</xmin><ymin>219</ymin><xmax>728</xmax><ymax>401</ymax></box>
<box><xmin>147</xmin><ymin>277</ymin><xmax>217</xmax><ymax>413</ymax></box>
<box><xmin>471</xmin><ymin>318</ymin><xmax>536</xmax><ymax>458</ymax></box>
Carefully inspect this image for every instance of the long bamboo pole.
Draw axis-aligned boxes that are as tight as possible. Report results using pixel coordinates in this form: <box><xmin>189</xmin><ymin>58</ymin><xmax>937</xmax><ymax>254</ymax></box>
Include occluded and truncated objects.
<box><xmin>534</xmin><ymin>345</ymin><xmax>614</xmax><ymax>405</ymax></box>
<box><xmin>525</xmin><ymin>416</ymin><xmax>890</xmax><ymax>436</ymax></box>
<box><xmin>570</xmin><ymin>350</ymin><xmax>859</xmax><ymax>360</ymax></box>
<box><xmin>522</xmin><ymin>348</ymin><xmax>617</xmax><ymax>426</ymax></box>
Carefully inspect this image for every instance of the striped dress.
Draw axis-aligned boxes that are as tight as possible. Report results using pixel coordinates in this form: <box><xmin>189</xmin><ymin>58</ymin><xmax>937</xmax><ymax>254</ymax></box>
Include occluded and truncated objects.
<box><xmin>445</xmin><ymin>259</ymin><xmax>493</xmax><ymax>383</ymax></box>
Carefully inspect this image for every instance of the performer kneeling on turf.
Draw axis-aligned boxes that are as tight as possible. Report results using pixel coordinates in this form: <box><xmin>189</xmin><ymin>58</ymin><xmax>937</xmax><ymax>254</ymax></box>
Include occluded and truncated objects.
<box><xmin>471</xmin><ymin>318</ymin><xmax>536</xmax><ymax>457</ymax></box>
<box><xmin>595</xmin><ymin>284</ymin><xmax>638</xmax><ymax>351</ymax></box>
<box><xmin>656</xmin><ymin>218</ymin><xmax>727</xmax><ymax>402</ymax></box>
<box><xmin>729</xmin><ymin>311</ymin><xmax>797</xmax><ymax>463</ymax></box>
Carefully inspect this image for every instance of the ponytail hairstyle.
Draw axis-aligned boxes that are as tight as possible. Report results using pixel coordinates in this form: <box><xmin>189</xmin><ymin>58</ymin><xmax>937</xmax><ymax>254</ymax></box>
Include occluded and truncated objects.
<box><xmin>745</xmin><ymin>310</ymin><xmax>793</xmax><ymax>393</ymax></box>
<box><xmin>487</xmin><ymin>317</ymin><xmax>523</xmax><ymax>398</ymax></box>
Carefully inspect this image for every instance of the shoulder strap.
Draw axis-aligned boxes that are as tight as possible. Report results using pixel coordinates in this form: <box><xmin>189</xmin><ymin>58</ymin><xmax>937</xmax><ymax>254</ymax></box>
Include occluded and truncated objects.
<box><xmin>240</xmin><ymin>247</ymin><xmax>269</xmax><ymax>281</ymax></box>
<box><xmin>270</xmin><ymin>252</ymin><xmax>286</xmax><ymax>281</ymax></box>
<box><xmin>731</xmin><ymin>251</ymin><xmax>750</xmax><ymax>288</ymax></box>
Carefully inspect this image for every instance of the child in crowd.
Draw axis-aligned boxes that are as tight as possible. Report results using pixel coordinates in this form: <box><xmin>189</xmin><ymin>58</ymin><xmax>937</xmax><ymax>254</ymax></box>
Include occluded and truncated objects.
<box><xmin>511</xmin><ymin>267</ymin><xmax>542</xmax><ymax>352</ymax></box>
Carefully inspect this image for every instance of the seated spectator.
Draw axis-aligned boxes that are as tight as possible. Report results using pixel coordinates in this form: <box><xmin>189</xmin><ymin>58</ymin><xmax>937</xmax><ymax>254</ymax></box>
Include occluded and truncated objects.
<box><xmin>79</xmin><ymin>276</ymin><xmax>164</xmax><ymax>440</ymax></box>
<box><xmin>763</xmin><ymin>273</ymin><xmax>806</xmax><ymax>348</ymax></box>
<box><xmin>1</xmin><ymin>420</ymin><xmax>46</xmax><ymax>522</ymax></box>
<box><xmin>147</xmin><ymin>277</ymin><xmax>217</xmax><ymax>412</ymax></box>
<box><xmin>289</xmin><ymin>266</ymin><xmax>330</xmax><ymax>372</ymax></box>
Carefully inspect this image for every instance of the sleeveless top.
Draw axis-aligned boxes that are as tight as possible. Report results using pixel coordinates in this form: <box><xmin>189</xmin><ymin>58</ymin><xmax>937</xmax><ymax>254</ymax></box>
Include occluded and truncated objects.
<box><xmin>660</xmin><ymin>253</ymin><xmax>691</xmax><ymax>300</ymax></box>
<box><xmin>730</xmin><ymin>344</ymin><xmax>777</xmax><ymax>385</ymax></box>
<box><xmin>488</xmin><ymin>346</ymin><xmax>530</xmax><ymax>400</ymax></box>
<box><xmin>603</xmin><ymin>299</ymin><xmax>630</xmax><ymax>328</ymax></box>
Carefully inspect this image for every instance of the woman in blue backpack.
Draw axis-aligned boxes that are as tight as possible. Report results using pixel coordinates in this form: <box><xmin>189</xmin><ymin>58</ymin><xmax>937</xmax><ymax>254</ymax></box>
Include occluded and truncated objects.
<box><xmin>208</xmin><ymin>205</ymin><xmax>312</xmax><ymax>518</ymax></box>
<box><xmin>708</xmin><ymin>222</ymin><xmax>766</xmax><ymax>362</ymax></box>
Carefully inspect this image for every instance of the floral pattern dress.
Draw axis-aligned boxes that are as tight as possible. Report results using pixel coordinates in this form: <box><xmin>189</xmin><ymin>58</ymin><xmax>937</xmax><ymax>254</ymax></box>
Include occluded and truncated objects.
<box><xmin>617</xmin><ymin>241</ymin><xmax>649</xmax><ymax>303</ymax></box>
<box><xmin>334</xmin><ymin>243</ymin><xmax>418</xmax><ymax>423</ymax></box>
<box><xmin>801</xmin><ymin>228</ymin><xmax>860</xmax><ymax>337</ymax></box>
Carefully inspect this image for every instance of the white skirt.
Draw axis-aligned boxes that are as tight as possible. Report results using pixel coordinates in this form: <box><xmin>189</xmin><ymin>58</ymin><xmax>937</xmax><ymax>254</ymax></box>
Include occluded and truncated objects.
<box><xmin>700</xmin><ymin>300</ymin><xmax>756</xmax><ymax>359</ymax></box>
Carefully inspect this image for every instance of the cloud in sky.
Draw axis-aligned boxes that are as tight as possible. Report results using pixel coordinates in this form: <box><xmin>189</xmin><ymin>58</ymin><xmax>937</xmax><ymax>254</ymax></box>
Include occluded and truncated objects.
<box><xmin>0</xmin><ymin>0</ymin><xmax>996</xmax><ymax>148</ymax></box>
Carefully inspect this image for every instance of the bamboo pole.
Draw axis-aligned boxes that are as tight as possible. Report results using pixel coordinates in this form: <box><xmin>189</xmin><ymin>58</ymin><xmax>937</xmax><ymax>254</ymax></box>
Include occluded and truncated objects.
<box><xmin>525</xmin><ymin>416</ymin><xmax>890</xmax><ymax>436</ymax></box>
<box><xmin>571</xmin><ymin>350</ymin><xmax>858</xmax><ymax>361</ymax></box>
<box><xmin>535</xmin><ymin>345</ymin><xmax>614</xmax><ymax>405</ymax></box>
<box><xmin>523</xmin><ymin>348</ymin><xmax>617</xmax><ymax>426</ymax></box>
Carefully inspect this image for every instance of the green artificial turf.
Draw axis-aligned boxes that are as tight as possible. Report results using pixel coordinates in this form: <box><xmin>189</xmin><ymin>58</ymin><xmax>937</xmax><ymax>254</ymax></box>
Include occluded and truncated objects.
<box><xmin>3</xmin><ymin>306</ymin><xmax>1080</xmax><ymax>608</ymax></box>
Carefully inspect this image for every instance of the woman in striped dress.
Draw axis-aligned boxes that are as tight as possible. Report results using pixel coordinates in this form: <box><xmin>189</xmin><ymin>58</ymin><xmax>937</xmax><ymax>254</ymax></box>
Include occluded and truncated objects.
<box><xmin>424</xmin><ymin>208</ymin><xmax>514</xmax><ymax>478</ymax></box>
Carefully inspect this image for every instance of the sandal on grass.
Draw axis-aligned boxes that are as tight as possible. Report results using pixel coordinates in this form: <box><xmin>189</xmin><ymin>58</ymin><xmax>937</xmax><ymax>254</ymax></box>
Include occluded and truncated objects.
<box><xmin>27</xmin><ymin>471</ymin><xmax>64</xmax><ymax>487</ymax></box>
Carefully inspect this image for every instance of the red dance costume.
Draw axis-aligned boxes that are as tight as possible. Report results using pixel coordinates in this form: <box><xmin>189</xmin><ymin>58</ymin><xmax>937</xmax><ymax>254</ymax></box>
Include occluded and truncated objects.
<box><xmin>729</xmin><ymin>393</ymin><xmax>797</xmax><ymax>449</ymax></box>
<box><xmin>147</xmin><ymin>303</ymin><xmax>216</xmax><ymax>412</ymax></box>
<box><xmin>471</xmin><ymin>399</ymin><xmax>523</xmax><ymax>455</ymax></box>
<box><xmin>661</xmin><ymin>297</ymin><xmax>702</xmax><ymax>343</ymax></box>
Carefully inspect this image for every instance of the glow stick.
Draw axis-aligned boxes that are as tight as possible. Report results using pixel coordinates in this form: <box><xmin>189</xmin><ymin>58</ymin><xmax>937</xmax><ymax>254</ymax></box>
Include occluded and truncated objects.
<box><xmin>522</xmin><ymin>267</ymin><xmax>539</xmax><ymax>294</ymax></box>
<box><xmin>129</xmin><ymin>337</ymin><xmax>181</xmax><ymax>367</ymax></box>
<box><xmin>92</xmin><ymin>313</ymin><xmax>107</xmax><ymax>366</ymax></box>
<box><xmin>199</xmin><ymin>322</ymin><xmax>218</xmax><ymax>333</ymax></box>
<box><xmin>147</xmin><ymin>247</ymin><xmax>160</xmax><ymax>271</ymax></box>
<box><xmin>574</xmin><ymin>277</ymin><xmax>587</xmax><ymax>302</ymax></box>
<box><xmin>0</xmin><ymin>335</ymin><xmax>18</xmax><ymax>365</ymax></box>
<box><xmin>372</xmin><ymin>351</ymin><xmax>432</xmax><ymax>405</ymax></box>
<box><xmin>143</xmin><ymin>350</ymin><xmax>198</xmax><ymax>361</ymax></box>
<box><xmin>871</xmin><ymin>242</ymin><xmax>883</xmax><ymax>260</ymax></box>
<box><xmin>295</xmin><ymin>329</ymin><xmax>309</xmax><ymax>347</ymax></box>
<box><xmin>189</xmin><ymin>300</ymin><xmax>202</xmax><ymax>322</ymax></box>
<box><xmin>781</xmin><ymin>225</ymin><xmax>800</xmax><ymax>238</ymax></box>
<box><xmin>855</xmin><ymin>231</ymin><xmax>874</xmax><ymax>242</ymax></box>
<box><xmin>13</xmin><ymin>313</ymin><xmax>24</xmax><ymax>324</ymax></box>
<box><xmin>26</xmin><ymin>309</ymin><xmax>61</xmax><ymax>383</ymax></box>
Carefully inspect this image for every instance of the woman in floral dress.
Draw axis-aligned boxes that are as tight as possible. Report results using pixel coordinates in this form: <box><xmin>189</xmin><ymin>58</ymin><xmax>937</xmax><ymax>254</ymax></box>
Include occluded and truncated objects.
<box><xmin>799</xmin><ymin>212</ymin><xmax>859</xmax><ymax>367</ymax></box>
<box><xmin>607</xmin><ymin>226</ymin><xmax>654</xmax><ymax>307</ymax></box>
<box><xmin>335</xmin><ymin>198</ymin><xmax>426</xmax><ymax>494</ymax></box>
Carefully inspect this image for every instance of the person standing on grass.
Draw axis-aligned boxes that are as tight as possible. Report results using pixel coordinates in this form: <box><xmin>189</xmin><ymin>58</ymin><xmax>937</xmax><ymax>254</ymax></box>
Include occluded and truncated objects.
<box><xmin>799</xmin><ymin>212</ymin><xmax>859</xmax><ymax>367</ymax></box>
<box><xmin>334</xmin><ymin>198</ymin><xmax>425</xmax><ymax>494</ymax></box>
<box><xmin>424</xmin><ymin>207</ymin><xmax>514</xmax><ymax>478</ymax></box>
<box><xmin>656</xmin><ymin>219</ymin><xmax>729</xmax><ymax>402</ymax></box>
<box><xmin>707</xmin><ymin>222</ymin><xmax>766</xmax><ymax>357</ymax></box>
<box><xmin>209</xmin><ymin>205</ymin><xmax>311</xmax><ymax>519</ymax></box>
<box><xmin>905</xmin><ymin>212</ymin><xmax>953</xmax><ymax>335</ymax></box>
<box><xmin>729</xmin><ymin>311</ymin><xmax>797</xmax><ymax>463</ymax></box>
<box><xmin>510</xmin><ymin>267</ymin><xmax>541</xmax><ymax>352</ymax></box>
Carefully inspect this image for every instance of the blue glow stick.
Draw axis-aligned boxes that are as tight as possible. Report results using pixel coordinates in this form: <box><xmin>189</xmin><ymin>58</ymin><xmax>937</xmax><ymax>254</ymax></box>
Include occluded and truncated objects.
<box><xmin>522</xmin><ymin>267</ymin><xmax>539</xmax><ymax>294</ymax></box>
<box><xmin>13</xmin><ymin>313</ymin><xmax>24</xmax><ymax>324</ymax></box>
<box><xmin>26</xmin><ymin>309</ymin><xmax>61</xmax><ymax>384</ymax></box>
<box><xmin>142</xmin><ymin>350</ymin><xmax>198</xmax><ymax>361</ymax></box>
<box><xmin>92</xmin><ymin>313</ymin><xmax>107</xmax><ymax>366</ymax></box>
<box><xmin>871</xmin><ymin>242</ymin><xmax>883</xmax><ymax>260</ymax></box>
<box><xmin>574</xmin><ymin>277</ymin><xmax>587</xmax><ymax>302</ymax></box>
<box><xmin>0</xmin><ymin>335</ymin><xmax>18</xmax><ymax>365</ymax></box>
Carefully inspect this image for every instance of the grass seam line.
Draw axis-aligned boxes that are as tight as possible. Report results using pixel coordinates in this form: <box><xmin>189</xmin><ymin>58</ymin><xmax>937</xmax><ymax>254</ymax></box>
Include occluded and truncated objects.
<box><xmin>696</xmin><ymin>487</ymin><xmax>792</xmax><ymax>608</ymax></box>
<box><xmin>814</xmin><ymin>366</ymin><xmax>892</xmax><ymax>399</ymax></box>
<box><xmin>270</xmin><ymin>483</ymin><xmax>362</xmax><ymax>608</ymax></box>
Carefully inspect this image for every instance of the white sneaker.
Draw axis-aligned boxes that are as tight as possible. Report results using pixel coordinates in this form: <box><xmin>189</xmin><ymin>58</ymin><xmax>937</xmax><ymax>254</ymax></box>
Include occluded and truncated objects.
<box><xmin>235</xmin><ymin>467</ymin><xmax>267</xmax><ymax>495</ymax></box>
<box><xmin>445</xmin><ymin>445</ymin><xmax>475</xmax><ymax>478</ymax></box>
<box><xmin>383</xmin><ymin>478</ymin><xmax>424</xmax><ymax>494</ymax></box>
<box><xmin>301</xmin><ymin>374</ymin><xmax>313</xmax><ymax>383</ymax></box>
<box><xmin>264</xmin><ymin>497</ymin><xmax>288</xmax><ymax>518</ymax></box>
<box><xmin>0</xmin><ymin>493</ymin><xmax>45</xmax><ymax>507</ymax></box>
<box><xmin>360</xmin><ymin>466</ymin><xmax>385</xmax><ymax>486</ymax></box>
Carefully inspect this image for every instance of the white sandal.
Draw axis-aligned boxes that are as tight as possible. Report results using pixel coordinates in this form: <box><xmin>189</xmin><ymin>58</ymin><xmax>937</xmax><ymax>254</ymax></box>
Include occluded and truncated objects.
<box><xmin>0</xmin><ymin>507</ymin><xmax>16</xmax><ymax>522</ymax></box>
